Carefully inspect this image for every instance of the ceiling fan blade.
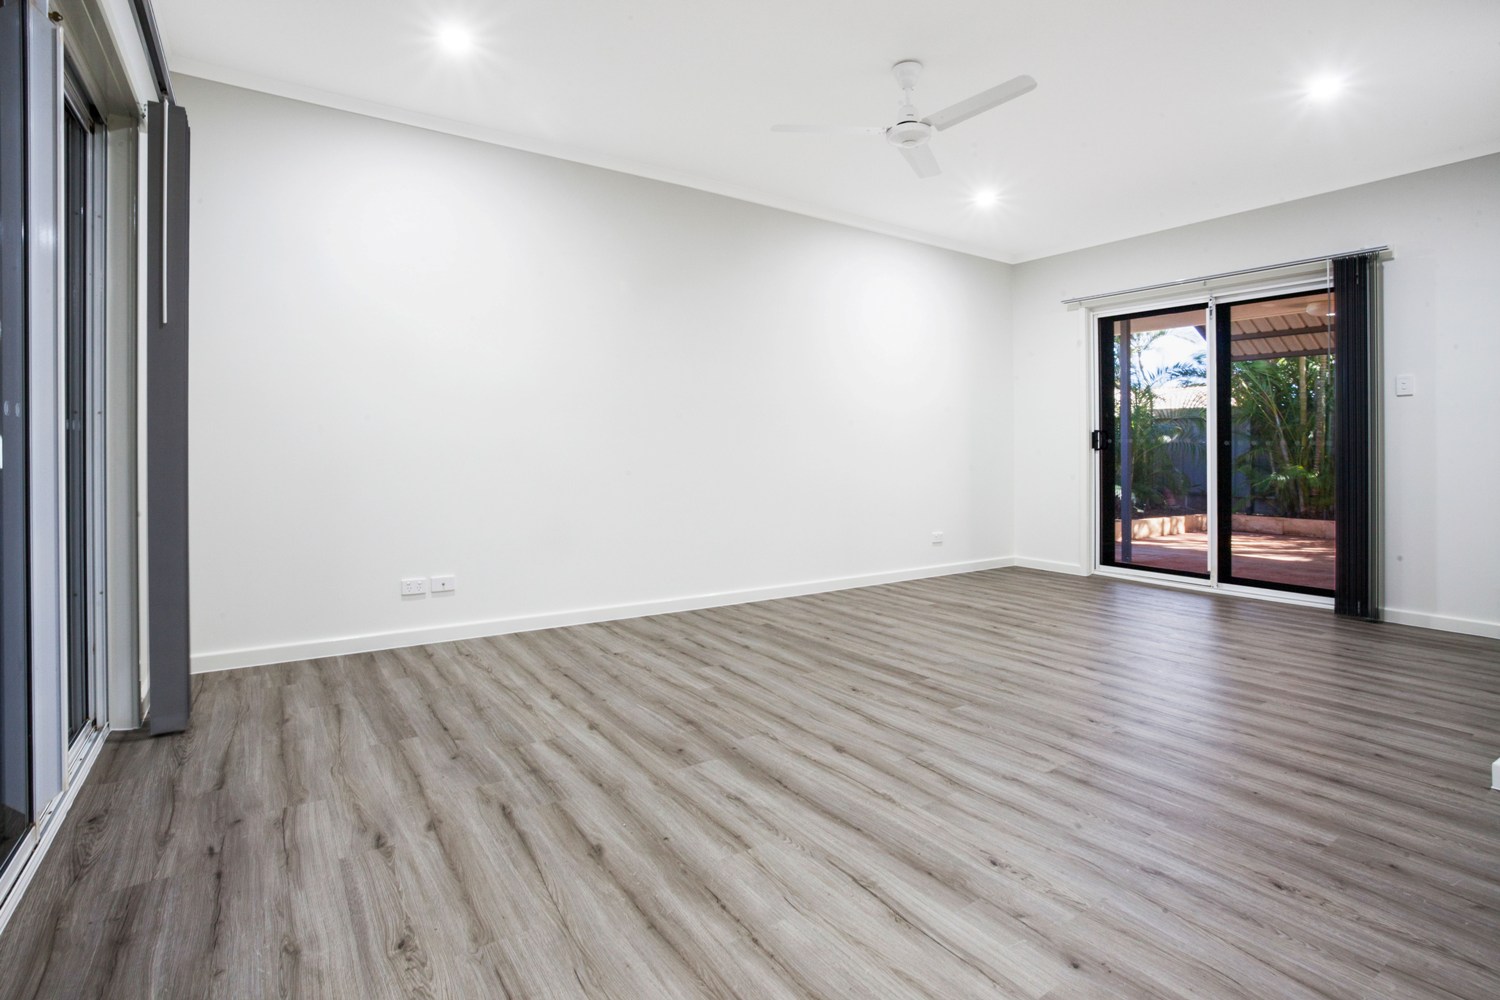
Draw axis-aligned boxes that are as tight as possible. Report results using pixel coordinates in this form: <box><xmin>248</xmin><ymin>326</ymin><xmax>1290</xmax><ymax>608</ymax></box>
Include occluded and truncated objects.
<box><xmin>772</xmin><ymin>124</ymin><xmax>885</xmax><ymax>135</ymax></box>
<box><xmin>898</xmin><ymin>143</ymin><xmax>941</xmax><ymax>179</ymax></box>
<box><xmin>924</xmin><ymin>74</ymin><xmax>1037</xmax><ymax>132</ymax></box>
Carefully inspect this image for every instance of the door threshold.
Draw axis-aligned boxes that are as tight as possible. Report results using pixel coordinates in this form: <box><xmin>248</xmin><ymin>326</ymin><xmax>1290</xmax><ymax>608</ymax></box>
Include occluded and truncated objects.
<box><xmin>1093</xmin><ymin>566</ymin><xmax>1334</xmax><ymax>609</ymax></box>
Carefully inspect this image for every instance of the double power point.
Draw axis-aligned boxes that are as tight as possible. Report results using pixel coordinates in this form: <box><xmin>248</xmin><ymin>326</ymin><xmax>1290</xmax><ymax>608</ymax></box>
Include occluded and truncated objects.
<box><xmin>401</xmin><ymin>575</ymin><xmax>456</xmax><ymax>597</ymax></box>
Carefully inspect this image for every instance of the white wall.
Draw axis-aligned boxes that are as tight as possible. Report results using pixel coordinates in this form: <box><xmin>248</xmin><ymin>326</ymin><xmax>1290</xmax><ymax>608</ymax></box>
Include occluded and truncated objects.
<box><xmin>1011</xmin><ymin>153</ymin><xmax>1500</xmax><ymax>638</ymax></box>
<box><xmin>178</xmin><ymin>76</ymin><xmax>1014</xmax><ymax>671</ymax></box>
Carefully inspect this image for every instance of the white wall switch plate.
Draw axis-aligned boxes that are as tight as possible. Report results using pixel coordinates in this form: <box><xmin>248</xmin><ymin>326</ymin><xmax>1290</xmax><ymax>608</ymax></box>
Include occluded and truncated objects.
<box><xmin>431</xmin><ymin>574</ymin><xmax>456</xmax><ymax>593</ymax></box>
<box><xmin>931</xmin><ymin>531</ymin><xmax>944</xmax><ymax>545</ymax></box>
<box><xmin>400</xmin><ymin>577</ymin><xmax>428</xmax><ymax>596</ymax></box>
<box><xmin>1395</xmin><ymin>374</ymin><xmax>1416</xmax><ymax>397</ymax></box>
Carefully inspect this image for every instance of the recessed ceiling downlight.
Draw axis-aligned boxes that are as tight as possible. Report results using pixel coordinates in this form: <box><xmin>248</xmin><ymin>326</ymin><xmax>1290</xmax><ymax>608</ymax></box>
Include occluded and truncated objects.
<box><xmin>1304</xmin><ymin>73</ymin><xmax>1345</xmax><ymax>101</ymax></box>
<box><xmin>972</xmin><ymin>189</ymin><xmax>1000</xmax><ymax>209</ymax></box>
<box><xmin>435</xmin><ymin>22</ymin><xmax>475</xmax><ymax>57</ymax></box>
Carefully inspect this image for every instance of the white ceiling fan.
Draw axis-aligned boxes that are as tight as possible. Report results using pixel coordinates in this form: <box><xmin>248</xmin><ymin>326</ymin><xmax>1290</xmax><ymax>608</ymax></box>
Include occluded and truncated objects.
<box><xmin>773</xmin><ymin>60</ymin><xmax>1037</xmax><ymax>179</ymax></box>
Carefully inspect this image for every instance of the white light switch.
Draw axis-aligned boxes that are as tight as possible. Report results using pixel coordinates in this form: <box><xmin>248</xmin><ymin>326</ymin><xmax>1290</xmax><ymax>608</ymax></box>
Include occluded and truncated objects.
<box><xmin>431</xmin><ymin>574</ymin><xmax>457</xmax><ymax>593</ymax></box>
<box><xmin>931</xmin><ymin>531</ymin><xmax>944</xmax><ymax>545</ymax></box>
<box><xmin>1395</xmin><ymin>374</ymin><xmax>1415</xmax><ymax>397</ymax></box>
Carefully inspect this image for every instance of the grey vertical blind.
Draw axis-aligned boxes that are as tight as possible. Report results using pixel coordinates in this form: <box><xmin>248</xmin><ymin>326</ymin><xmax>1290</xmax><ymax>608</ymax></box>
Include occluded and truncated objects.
<box><xmin>1332</xmin><ymin>253</ymin><xmax>1378</xmax><ymax>619</ymax></box>
<box><xmin>145</xmin><ymin>99</ymin><xmax>192</xmax><ymax>734</ymax></box>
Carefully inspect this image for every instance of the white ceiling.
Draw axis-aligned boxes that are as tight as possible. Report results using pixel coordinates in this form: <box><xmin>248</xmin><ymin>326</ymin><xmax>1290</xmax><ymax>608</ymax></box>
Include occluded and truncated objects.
<box><xmin>152</xmin><ymin>0</ymin><xmax>1500</xmax><ymax>264</ymax></box>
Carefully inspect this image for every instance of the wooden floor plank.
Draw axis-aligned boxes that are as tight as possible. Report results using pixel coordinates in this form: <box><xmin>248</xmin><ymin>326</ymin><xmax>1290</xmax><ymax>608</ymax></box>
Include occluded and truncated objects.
<box><xmin>1</xmin><ymin>568</ymin><xmax>1497</xmax><ymax>999</ymax></box>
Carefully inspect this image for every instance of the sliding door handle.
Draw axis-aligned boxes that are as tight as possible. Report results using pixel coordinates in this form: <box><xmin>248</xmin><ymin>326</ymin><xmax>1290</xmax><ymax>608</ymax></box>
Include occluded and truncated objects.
<box><xmin>1091</xmin><ymin>430</ymin><xmax>1105</xmax><ymax>452</ymax></box>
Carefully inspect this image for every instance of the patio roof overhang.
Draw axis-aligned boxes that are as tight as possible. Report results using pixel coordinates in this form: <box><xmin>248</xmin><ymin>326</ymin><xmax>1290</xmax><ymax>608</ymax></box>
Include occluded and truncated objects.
<box><xmin>1123</xmin><ymin>292</ymin><xmax>1335</xmax><ymax>361</ymax></box>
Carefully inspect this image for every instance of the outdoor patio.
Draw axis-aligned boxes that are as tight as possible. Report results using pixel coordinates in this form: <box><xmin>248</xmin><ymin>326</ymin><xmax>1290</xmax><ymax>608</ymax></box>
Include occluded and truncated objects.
<box><xmin>1114</xmin><ymin>530</ymin><xmax>1336</xmax><ymax>591</ymax></box>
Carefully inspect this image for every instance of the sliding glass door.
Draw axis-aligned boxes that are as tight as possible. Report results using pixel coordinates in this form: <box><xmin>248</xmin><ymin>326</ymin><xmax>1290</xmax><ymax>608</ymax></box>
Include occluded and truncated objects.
<box><xmin>1096</xmin><ymin>280</ymin><xmax>1353</xmax><ymax>600</ymax></box>
<box><xmin>1098</xmin><ymin>305</ymin><xmax>1210</xmax><ymax>577</ymax></box>
<box><xmin>63</xmin><ymin>95</ymin><xmax>98</xmax><ymax>745</ymax></box>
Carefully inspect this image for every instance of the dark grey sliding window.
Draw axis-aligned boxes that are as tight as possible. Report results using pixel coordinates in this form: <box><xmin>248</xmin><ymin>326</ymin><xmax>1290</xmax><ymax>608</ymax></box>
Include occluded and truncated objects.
<box><xmin>0</xmin><ymin>0</ymin><xmax>34</xmax><ymax>870</ymax></box>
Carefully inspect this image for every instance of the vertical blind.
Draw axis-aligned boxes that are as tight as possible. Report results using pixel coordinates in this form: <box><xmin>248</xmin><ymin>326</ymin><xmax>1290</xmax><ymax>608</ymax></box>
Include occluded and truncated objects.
<box><xmin>1332</xmin><ymin>253</ymin><xmax>1378</xmax><ymax>619</ymax></box>
<box><xmin>145</xmin><ymin>99</ymin><xmax>193</xmax><ymax>734</ymax></box>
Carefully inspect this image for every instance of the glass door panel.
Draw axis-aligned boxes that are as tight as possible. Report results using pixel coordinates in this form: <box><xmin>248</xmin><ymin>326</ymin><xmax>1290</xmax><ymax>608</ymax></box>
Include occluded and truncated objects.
<box><xmin>1099</xmin><ymin>305</ymin><xmax>1210</xmax><ymax>577</ymax></box>
<box><xmin>63</xmin><ymin>101</ymin><xmax>93</xmax><ymax>742</ymax></box>
<box><xmin>1217</xmin><ymin>290</ymin><xmax>1337</xmax><ymax>594</ymax></box>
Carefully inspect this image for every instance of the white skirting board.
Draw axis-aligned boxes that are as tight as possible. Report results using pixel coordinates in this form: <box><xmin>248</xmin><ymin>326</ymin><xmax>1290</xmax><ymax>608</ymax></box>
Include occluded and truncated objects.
<box><xmin>1381</xmin><ymin>607</ymin><xmax>1500</xmax><ymax>641</ymax></box>
<box><xmin>1023</xmin><ymin>563</ymin><xmax>1499</xmax><ymax>638</ymax></box>
<box><xmin>191</xmin><ymin>557</ymin><xmax>1018</xmax><ymax>673</ymax></box>
<box><xmin>1013</xmin><ymin>557</ymin><xmax>1090</xmax><ymax>576</ymax></box>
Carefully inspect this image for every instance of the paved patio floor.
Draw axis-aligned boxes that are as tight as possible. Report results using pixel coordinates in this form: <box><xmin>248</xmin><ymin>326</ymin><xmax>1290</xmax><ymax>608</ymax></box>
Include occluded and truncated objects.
<box><xmin>1114</xmin><ymin>530</ymin><xmax>1335</xmax><ymax>591</ymax></box>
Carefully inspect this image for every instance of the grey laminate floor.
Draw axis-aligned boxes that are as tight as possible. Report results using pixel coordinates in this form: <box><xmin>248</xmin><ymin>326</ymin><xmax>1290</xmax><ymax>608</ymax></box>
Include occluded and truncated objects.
<box><xmin>1</xmin><ymin>568</ymin><xmax>1497</xmax><ymax>999</ymax></box>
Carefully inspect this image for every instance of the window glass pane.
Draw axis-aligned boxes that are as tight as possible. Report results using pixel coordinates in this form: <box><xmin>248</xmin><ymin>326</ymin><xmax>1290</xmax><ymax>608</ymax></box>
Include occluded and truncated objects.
<box><xmin>1224</xmin><ymin>290</ymin><xmax>1337</xmax><ymax>593</ymax></box>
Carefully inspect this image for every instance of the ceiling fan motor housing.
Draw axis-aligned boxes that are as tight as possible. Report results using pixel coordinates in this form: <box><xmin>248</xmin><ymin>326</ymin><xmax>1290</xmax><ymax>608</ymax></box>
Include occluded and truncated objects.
<box><xmin>886</xmin><ymin>118</ymin><xmax>933</xmax><ymax>148</ymax></box>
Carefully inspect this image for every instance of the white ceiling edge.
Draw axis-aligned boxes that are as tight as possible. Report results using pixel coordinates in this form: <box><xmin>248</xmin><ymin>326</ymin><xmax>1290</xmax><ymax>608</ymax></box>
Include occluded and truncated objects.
<box><xmin>170</xmin><ymin>58</ymin><xmax>1500</xmax><ymax>271</ymax></box>
<box><xmin>1016</xmin><ymin>143</ymin><xmax>1500</xmax><ymax>267</ymax></box>
<box><xmin>171</xmin><ymin>57</ymin><xmax>1022</xmax><ymax>266</ymax></box>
